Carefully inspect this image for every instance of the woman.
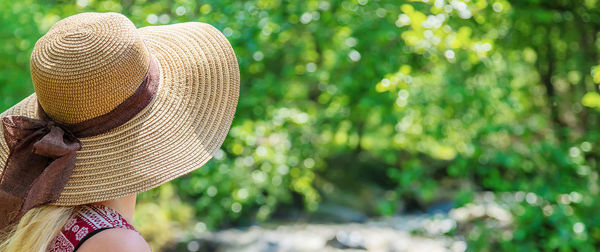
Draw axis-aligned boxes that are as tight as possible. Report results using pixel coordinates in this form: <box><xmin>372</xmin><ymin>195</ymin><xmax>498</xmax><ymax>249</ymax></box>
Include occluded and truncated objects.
<box><xmin>0</xmin><ymin>12</ymin><xmax>239</xmax><ymax>251</ymax></box>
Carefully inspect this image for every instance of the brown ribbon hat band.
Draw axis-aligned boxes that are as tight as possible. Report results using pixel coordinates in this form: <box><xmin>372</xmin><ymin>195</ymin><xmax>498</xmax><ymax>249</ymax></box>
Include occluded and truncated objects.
<box><xmin>0</xmin><ymin>55</ymin><xmax>160</xmax><ymax>230</ymax></box>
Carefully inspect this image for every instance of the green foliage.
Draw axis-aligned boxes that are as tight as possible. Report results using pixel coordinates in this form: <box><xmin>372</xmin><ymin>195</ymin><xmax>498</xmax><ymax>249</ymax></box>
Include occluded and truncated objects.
<box><xmin>135</xmin><ymin>184</ymin><xmax>195</xmax><ymax>251</ymax></box>
<box><xmin>3</xmin><ymin>0</ymin><xmax>600</xmax><ymax>250</ymax></box>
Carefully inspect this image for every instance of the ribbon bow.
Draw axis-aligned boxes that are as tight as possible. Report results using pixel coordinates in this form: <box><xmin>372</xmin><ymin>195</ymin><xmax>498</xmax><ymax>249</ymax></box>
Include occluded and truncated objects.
<box><xmin>0</xmin><ymin>115</ymin><xmax>81</xmax><ymax>230</ymax></box>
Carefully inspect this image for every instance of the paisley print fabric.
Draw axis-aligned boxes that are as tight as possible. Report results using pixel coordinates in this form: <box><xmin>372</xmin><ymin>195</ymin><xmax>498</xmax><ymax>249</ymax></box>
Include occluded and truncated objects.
<box><xmin>48</xmin><ymin>204</ymin><xmax>136</xmax><ymax>252</ymax></box>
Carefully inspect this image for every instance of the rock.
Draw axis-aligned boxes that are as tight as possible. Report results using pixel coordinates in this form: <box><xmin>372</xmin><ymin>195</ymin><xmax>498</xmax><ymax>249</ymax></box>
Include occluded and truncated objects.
<box><xmin>326</xmin><ymin>231</ymin><xmax>367</xmax><ymax>250</ymax></box>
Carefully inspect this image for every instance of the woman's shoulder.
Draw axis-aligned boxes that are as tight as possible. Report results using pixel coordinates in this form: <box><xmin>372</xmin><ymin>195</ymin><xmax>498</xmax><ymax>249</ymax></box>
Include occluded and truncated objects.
<box><xmin>76</xmin><ymin>228</ymin><xmax>151</xmax><ymax>252</ymax></box>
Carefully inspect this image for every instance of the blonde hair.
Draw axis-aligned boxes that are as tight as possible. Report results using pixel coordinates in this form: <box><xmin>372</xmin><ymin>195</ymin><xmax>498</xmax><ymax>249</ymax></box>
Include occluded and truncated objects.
<box><xmin>0</xmin><ymin>205</ymin><xmax>75</xmax><ymax>252</ymax></box>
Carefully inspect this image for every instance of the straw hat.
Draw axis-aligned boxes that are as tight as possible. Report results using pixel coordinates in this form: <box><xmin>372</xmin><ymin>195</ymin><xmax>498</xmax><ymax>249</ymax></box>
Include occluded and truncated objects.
<box><xmin>0</xmin><ymin>12</ymin><xmax>239</xmax><ymax>206</ymax></box>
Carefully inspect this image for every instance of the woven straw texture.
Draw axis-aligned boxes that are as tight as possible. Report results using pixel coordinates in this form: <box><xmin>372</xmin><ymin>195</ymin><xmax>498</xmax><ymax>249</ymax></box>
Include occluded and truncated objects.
<box><xmin>31</xmin><ymin>13</ymin><xmax>150</xmax><ymax>124</ymax></box>
<box><xmin>0</xmin><ymin>12</ymin><xmax>239</xmax><ymax>206</ymax></box>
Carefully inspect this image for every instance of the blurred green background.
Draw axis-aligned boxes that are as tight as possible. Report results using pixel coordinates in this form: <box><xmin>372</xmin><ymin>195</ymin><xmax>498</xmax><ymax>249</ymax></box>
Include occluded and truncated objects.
<box><xmin>2</xmin><ymin>0</ymin><xmax>600</xmax><ymax>251</ymax></box>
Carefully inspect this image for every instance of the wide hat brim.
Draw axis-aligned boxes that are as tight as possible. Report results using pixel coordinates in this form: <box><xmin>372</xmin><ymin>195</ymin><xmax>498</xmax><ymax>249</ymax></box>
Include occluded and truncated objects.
<box><xmin>0</xmin><ymin>22</ymin><xmax>239</xmax><ymax>205</ymax></box>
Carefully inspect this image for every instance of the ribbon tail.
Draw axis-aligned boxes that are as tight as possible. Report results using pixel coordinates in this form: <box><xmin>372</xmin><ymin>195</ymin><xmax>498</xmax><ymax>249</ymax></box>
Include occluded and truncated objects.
<box><xmin>0</xmin><ymin>191</ymin><xmax>24</xmax><ymax>232</ymax></box>
<box><xmin>0</xmin><ymin>129</ymin><xmax>48</xmax><ymax>231</ymax></box>
<box><xmin>0</xmin><ymin>152</ymin><xmax>76</xmax><ymax>231</ymax></box>
<box><xmin>20</xmin><ymin>152</ymin><xmax>77</xmax><ymax>218</ymax></box>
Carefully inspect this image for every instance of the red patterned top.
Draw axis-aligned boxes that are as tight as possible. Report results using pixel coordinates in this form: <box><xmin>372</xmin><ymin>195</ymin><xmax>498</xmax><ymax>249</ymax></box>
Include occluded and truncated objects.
<box><xmin>48</xmin><ymin>204</ymin><xmax>137</xmax><ymax>252</ymax></box>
